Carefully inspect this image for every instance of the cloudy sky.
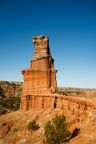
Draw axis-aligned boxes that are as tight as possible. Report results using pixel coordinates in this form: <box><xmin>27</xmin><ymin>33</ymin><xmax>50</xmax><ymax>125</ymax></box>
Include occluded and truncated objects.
<box><xmin>0</xmin><ymin>0</ymin><xmax>96</xmax><ymax>88</ymax></box>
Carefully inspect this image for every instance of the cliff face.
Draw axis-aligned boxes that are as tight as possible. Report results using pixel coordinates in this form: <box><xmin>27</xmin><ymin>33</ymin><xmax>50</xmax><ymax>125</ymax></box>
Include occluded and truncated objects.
<box><xmin>0</xmin><ymin>81</ymin><xmax>22</xmax><ymax>97</ymax></box>
<box><xmin>0</xmin><ymin>81</ymin><xmax>22</xmax><ymax>115</ymax></box>
<box><xmin>58</xmin><ymin>87</ymin><xmax>96</xmax><ymax>98</ymax></box>
<box><xmin>0</xmin><ymin>81</ymin><xmax>96</xmax><ymax>115</ymax></box>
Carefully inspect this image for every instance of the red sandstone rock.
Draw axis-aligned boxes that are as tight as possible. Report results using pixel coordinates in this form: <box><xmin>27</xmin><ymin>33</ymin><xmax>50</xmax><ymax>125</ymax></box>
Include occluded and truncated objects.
<box><xmin>20</xmin><ymin>36</ymin><xmax>96</xmax><ymax>113</ymax></box>
<box><xmin>21</xmin><ymin>36</ymin><xmax>57</xmax><ymax>110</ymax></box>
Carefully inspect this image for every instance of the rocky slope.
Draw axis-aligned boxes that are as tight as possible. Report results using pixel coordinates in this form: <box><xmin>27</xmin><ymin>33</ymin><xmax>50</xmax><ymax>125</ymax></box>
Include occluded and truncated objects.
<box><xmin>0</xmin><ymin>81</ymin><xmax>22</xmax><ymax>115</ymax></box>
<box><xmin>0</xmin><ymin>81</ymin><xmax>22</xmax><ymax>97</ymax></box>
<box><xmin>0</xmin><ymin>81</ymin><xmax>96</xmax><ymax>144</ymax></box>
<box><xmin>0</xmin><ymin>107</ymin><xmax>96</xmax><ymax>144</ymax></box>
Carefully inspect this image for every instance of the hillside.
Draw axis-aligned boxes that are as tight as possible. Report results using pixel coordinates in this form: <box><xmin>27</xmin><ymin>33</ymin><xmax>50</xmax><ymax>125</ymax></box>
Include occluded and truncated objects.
<box><xmin>0</xmin><ymin>81</ymin><xmax>96</xmax><ymax>115</ymax></box>
<box><xmin>0</xmin><ymin>81</ymin><xmax>22</xmax><ymax>115</ymax></box>
<box><xmin>0</xmin><ymin>107</ymin><xmax>96</xmax><ymax>144</ymax></box>
<box><xmin>0</xmin><ymin>81</ymin><xmax>22</xmax><ymax>97</ymax></box>
<box><xmin>0</xmin><ymin>81</ymin><xmax>96</xmax><ymax>144</ymax></box>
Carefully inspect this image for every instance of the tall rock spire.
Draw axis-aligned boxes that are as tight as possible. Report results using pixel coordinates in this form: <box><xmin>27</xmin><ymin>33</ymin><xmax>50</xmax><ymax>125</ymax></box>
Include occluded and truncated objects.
<box><xmin>21</xmin><ymin>35</ymin><xmax>57</xmax><ymax>110</ymax></box>
<box><xmin>32</xmin><ymin>36</ymin><xmax>51</xmax><ymax>60</ymax></box>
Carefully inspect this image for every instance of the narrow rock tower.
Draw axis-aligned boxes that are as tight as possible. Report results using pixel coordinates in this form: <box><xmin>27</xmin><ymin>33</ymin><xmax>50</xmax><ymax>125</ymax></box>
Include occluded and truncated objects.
<box><xmin>21</xmin><ymin>36</ymin><xmax>57</xmax><ymax>110</ymax></box>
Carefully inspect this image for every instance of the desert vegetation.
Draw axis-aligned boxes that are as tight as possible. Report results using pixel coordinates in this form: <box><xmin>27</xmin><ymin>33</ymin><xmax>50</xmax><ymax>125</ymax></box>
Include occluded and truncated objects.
<box><xmin>27</xmin><ymin>119</ymin><xmax>39</xmax><ymax>131</ymax></box>
<box><xmin>58</xmin><ymin>87</ymin><xmax>96</xmax><ymax>97</ymax></box>
<box><xmin>0</xmin><ymin>81</ymin><xmax>21</xmax><ymax>115</ymax></box>
<box><xmin>43</xmin><ymin>114</ymin><xmax>80</xmax><ymax>144</ymax></box>
<box><xmin>0</xmin><ymin>96</ymin><xmax>20</xmax><ymax>115</ymax></box>
<box><xmin>44</xmin><ymin>115</ymin><xmax>70</xmax><ymax>144</ymax></box>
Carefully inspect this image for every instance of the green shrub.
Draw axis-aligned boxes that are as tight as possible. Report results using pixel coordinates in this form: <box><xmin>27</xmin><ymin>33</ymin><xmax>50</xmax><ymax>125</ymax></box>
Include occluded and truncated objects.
<box><xmin>27</xmin><ymin>120</ymin><xmax>39</xmax><ymax>131</ymax></box>
<box><xmin>44</xmin><ymin>115</ymin><xmax>70</xmax><ymax>144</ymax></box>
<box><xmin>0</xmin><ymin>108</ymin><xmax>8</xmax><ymax>115</ymax></box>
<box><xmin>0</xmin><ymin>96</ymin><xmax>20</xmax><ymax>115</ymax></box>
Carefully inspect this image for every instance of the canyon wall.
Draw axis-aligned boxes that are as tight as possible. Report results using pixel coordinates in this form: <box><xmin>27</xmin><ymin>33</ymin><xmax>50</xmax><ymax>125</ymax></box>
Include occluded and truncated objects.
<box><xmin>0</xmin><ymin>81</ymin><xmax>22</xmax><ymax>97</ymax></box>
<box><xmin>21</xmin><ymin>35</ymin><xmax>96</xmax><ymax>112</ymax></box>
<box><xmin>21</xmin><ymin>94</ymin><xmax>96</xmax><ymax>119</ymax></box>
<box><xmin>58</xmin><ymin>87</ymin><xmax>96</xmax><ymax>97</ymax></box>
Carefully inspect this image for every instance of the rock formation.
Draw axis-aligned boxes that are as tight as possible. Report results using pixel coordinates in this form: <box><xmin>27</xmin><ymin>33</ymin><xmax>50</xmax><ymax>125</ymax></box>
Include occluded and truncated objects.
<box><xmin>20</xmin><ymin>35</ymin><xmax>96</xmax><ymax>112</ymax></box>
<box><xmin>1</xmin><ymin>36</ymin><xmax>96</xmax><ymax>144</ymax></box>
<box><xmin>21</xmin><ymin>36</ymin><xmax>57</xmax><ymax>110</ymax></box>
<box><xmin>0</xmin><ymin>81</ymin><xmax>22</xmax><ymax>97</ymax></box>
<box><xmin>0</xmin><ymin>81</ymin><xmax>21</xmax><ymax>115</ymax></box>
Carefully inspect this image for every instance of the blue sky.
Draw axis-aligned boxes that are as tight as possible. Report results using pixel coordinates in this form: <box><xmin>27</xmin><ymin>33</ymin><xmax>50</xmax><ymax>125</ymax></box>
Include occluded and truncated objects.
<box><xmin>0</xmin><ymin>0</ymin><xmax>96</xmax><ymax>88</ymax></box>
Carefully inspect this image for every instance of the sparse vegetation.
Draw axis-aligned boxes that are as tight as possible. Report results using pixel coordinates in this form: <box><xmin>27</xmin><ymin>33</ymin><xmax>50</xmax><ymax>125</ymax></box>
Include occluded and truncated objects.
<box><xmin>0</xmin><ymin>96</ymin><xmax>20</xmax><ymax>115</ymax></box>
<box><xmin>58</xmin><ymin>87</ymin><xmax>86</xmax><ymax>97</ymax></box>
<box><xmin>27</xmin><ymin>119</ymin><xmax>39</xmax><ymax>131</ymax></box>
<box><xmin>0</xmin><ymin>81</ymin><xmax>22</xmax><ymax>115</ymax></box>
<box><xmin>43</xmin><ymin>115</ymin><xmax>70</xmax><ymax>144</ymax></box>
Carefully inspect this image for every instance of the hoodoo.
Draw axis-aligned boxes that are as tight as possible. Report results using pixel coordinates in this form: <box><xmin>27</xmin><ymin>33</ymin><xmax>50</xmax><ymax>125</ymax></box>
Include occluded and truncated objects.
<box><xmin>21</xmin><ymin>36</ymin><xmax>57</xmax><ymax>110</ymax></box>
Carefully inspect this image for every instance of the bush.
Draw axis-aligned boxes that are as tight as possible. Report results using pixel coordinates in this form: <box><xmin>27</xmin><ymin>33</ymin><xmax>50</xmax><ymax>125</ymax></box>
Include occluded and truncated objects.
<box><xmin>0</xmin><ymin>96</ymin><xmax>20</xmax><ymax>115</ymax></box>
<box><xmin>27</xmin><ymin>120</ymin><xmax>39</xmax><ymax>131</ymax></box>
<box><xmin>44</xmin><ymin>115</ymin><xmax>70</xmax><ymax>144</ymax></box>
<box><xmin>0</xmin><ymin>109</ymin><xmax>7</xmax><ymax>115</ymax></box>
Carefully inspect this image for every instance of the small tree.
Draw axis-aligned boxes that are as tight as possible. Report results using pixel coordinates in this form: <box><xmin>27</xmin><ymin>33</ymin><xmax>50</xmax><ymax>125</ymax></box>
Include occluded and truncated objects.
<box><xmin>27</xmin><ymin>119</ymin><xmax>39</xmax><ymax>131</ymax></box>
<box><xmin>44</xmin><ymin>115</ymin><xmax>70</xmax><ymax>144</ymax></box>
<box><xmin>44</xmin><ymin>121</ymin><xmax>55</xmax><ymax>144</ymax></box>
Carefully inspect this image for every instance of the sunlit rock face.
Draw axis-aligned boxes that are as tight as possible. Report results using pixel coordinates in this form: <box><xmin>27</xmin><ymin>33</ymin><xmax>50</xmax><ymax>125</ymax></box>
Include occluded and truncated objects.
<box><xmin>21</xmin><ymin>36</ymin><xmax>57</xmax><ymax>110</ymax></box>
<box><xmin>32</xmin><ymin>36</ymin><xmax>51</xmax><ymax>60</ymax></box>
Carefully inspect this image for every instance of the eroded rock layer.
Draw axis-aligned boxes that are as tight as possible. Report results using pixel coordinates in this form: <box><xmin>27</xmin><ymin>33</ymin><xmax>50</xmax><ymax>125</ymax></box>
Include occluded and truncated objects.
<box><xmin>21</xmin><ymin>36</ymin><xmax>57</xmax><ymax>110</ymax></box>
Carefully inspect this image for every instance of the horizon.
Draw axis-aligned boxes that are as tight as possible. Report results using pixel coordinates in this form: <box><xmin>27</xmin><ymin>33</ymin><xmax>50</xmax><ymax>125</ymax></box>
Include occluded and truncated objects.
<box><xmin>0</xmin><ymin>80</ymin><xmax>96</xmax><ymax>90</ymax></box>
<box><xmin>0</xmin><ymin>0</ymin><xmax>96</xmax><ymax>88</ymax></box>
